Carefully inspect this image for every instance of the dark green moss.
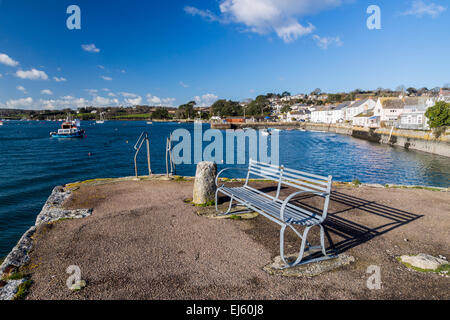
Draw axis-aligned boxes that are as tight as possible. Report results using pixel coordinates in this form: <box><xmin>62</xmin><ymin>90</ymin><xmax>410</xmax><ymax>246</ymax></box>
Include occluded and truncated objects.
<box><xmin>14</xmin><ymin>280</ymin><xmax>33</xmax><ymax>300</ymax></box>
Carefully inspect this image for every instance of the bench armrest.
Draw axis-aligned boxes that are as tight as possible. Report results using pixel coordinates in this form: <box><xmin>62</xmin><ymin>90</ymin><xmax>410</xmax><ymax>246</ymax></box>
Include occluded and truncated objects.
<box><xmin>280</xmin><ymin>191</ymin><xmax>329</xmax><ymax>222</ymax></box>
<box><xmin>216</xmin><ymin>167</ymin><xmax>249</xmax><ymax>187</ymax></box>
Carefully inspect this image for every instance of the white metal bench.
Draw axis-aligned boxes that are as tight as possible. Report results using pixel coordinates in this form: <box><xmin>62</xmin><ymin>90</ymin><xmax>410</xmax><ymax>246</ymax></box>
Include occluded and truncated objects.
<box><xmin>215</xmin><ymin>159</ymin><xmax>335</xmax><ymax>268</ymax></box>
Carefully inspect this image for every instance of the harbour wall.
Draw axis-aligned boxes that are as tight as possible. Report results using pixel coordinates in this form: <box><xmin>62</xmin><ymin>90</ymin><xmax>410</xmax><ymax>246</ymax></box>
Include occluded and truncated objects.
<box><xmin>210</xmin><ymin>122</ymin><xmax>449</xmax><ymax>157</ymax></box>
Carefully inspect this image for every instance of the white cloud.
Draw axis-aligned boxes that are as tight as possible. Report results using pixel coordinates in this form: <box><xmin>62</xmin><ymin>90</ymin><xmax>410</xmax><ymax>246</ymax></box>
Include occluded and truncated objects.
<box><xmin>15</xmin><ymin>68</ymin><xmax>48</xmax><ymax>80</ymax></box>
<box><xmin>0</xmin><ymin>53</ymin><xmax>19</xmax><ymax>67</ymax></box>
<box><xmin>124</xmin><ymin>96</ymin><xmax>143</xmax><ymax>106</ymax></box>
<box><xmin>312</xmin><ymin>34</ymin><xmax>343</xmax><ymax>49</ymax></box>
<box><xmin>120</xmin><ymin>92</ymin><xmax>138</xmax><ymax>98</ymax></box>
<box><xmin>194</xmin><ymin>93</ymin><xmax>219</xmax><ymax>107</ymax></box>
<box><xmin>6</xmin><ymin>97</ymin><xmax>33</xmax><ymax>109</ymax></box>
<box><xmin>38</xmin><ymin>97</ymin><xmax>89</xmax><ymax>110</ymax></box>
<box><xmin>146</xmin><ymin>94</ymin><xmax>176</xmax><ymax>106</ymax></box>
<box><xmin>108</xmin><ymin>92</ymin><xmax>116</xmax><ymax>97</ymax></box>
<box><xmin>184</xmin><ymin>6</ymin><xmax>224</xmax><ymax>22</ymax></box>
<box><xmin>41</xmin><ymin>89</ymin><xmax>53</xmax><ymax>95</ymax></box>
<box><xmin>81</xmin><ymin>44</ymin><xmax>100</xmax><ymax>53</ymax></box>
<box><xmin>16</xmin><ymin>86</ymin><xmax>27</xmax><ymax>93</ymax></box>
<box><xmin>85</xmin><ymin>89</ymin><xmax>98</xmax><ymax>96</ymax></box>
<box><xmin>187</xmin><ymin>0</ymin><xmax>344</xmax><ymax>42</ymax></box>
<box><xmin>401</xmin><ymin>1</ymin><xmax>447</xmax><ymax>18</ymax></box>
<box><xmin>93</xmin><ymin>96</ymin><xmax>120</xmax><ymax>106</ymax></box>
<box><xmin>53</xmin><ymin>76</ymin><xmax>67</xmax><ymax>82</ymax></box>
<box><xmin>180</xmin><ymin>81</ymin><xmax>190</xmax><ymax>88</ymax></box>
<box><xmin>101</xmin><ymin>76</ymin><xmax>113</xmax><ymax>81</ymax></box>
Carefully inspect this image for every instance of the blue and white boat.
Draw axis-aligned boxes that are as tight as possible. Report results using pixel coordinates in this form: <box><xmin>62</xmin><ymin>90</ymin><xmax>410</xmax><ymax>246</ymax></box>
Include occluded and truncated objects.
<box><xmin>50</xmin><ymin>119</ymin><xmax>85</xmax><ymax>138</ymax></box>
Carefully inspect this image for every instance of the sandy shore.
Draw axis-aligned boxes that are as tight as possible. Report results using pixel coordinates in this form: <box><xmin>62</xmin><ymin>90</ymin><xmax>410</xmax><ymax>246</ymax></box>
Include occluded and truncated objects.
<box><xmin>23</xmin><ymin>179</ymin><xmax>449</xmax><ymax>300</ymax></box>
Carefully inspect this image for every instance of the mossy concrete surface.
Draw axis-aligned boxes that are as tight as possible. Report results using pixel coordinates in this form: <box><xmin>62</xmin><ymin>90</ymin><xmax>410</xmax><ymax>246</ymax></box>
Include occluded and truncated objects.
<box><xmin>263</xmin><ymin>254</ymin><xmax>355</xmax><ymax>278</ymax></box>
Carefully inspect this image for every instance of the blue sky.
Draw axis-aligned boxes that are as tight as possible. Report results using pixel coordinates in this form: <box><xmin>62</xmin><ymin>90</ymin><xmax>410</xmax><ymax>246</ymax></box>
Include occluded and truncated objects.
<box><xmin>0</xmin><ymin>0</ymin><xmax>449</xmax><ymax>110</ymax></box>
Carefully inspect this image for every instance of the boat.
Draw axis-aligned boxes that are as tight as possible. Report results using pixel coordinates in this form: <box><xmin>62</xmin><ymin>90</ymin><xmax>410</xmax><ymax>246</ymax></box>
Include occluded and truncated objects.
<box><xmin>96</xmin><ymin>113</ymin><xmax>106</xmax><ymax>124</ymax></box>
<box><xmin>50</xmin><ymin>119</ymin><xmax>85</xmax><ymax>138</ymax></box>
<box><xmin>0</xmin><ymin>121</ymin><xmax>3</xmax><ymax>126</ymax></box>
<box><xmin>261</xmin><ymin>129</ymin><xmax>271</xmax><ymax>136</ymax></box>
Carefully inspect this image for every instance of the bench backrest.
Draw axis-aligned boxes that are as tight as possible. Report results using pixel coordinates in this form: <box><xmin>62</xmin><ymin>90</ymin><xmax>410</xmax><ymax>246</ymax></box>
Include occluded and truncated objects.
<box><xmin>246</xmin><ymin>159</ymin><xmax>332</xmax><ymax>199</ymax></box>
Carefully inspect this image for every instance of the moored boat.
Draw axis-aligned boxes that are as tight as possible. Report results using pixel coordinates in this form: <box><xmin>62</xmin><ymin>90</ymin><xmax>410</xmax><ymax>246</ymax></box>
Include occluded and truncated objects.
<box><xmin>50</xmin><ymin>119</ymin><xmax>85</xmax><ymax>138</ymax></box>
<box><xmin>96</xmin><ymin>113</ymin><xmax>106</xmax><ymax>124</ymax></box>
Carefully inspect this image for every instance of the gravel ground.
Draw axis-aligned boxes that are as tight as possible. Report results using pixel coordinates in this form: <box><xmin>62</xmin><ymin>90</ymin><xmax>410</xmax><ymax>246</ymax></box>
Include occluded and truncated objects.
<box><xmin>24</xmin><ymin>180</ymin><xmax>449</xmax><ymax>300</ymax></box>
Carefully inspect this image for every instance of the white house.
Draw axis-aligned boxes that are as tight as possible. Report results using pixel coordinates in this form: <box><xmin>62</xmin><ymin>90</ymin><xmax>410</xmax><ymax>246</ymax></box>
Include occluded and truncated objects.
<box><xmin>287</xmin><ymin>110</ymin><xmax>311</xmax><ymax>122</ymax></box>
<box><xmin>353</xmin><ymin>109</ymin><xmax>378</xmax><ymax>128</ymax></box>
<box><xmin>345</xmin><ymin>99</ymin><xmax>376</xmax><ymax>123</ymax></box>
<box><xmin>310</xmin><ymin>102</ymin><xmax>351</xmax><ymax>124</ymax></box>
<box><xmin>373</xmin><ymin>98</ymin><xmax>405</xmax><ymax>126</ymax></box>
<box><xmin>373</xmin><ymin>97</ymin><xmax>429</xmax><ymax>128</ymax></box>
<box><xmin>310</xmin><ymin>105</ymin><xmax>333</xmax><ymax>123</ymax></box>
<box><xmin>396</xmin><ymin>97</ymin><xmax>430</xmax><ymax>130</ymax></box>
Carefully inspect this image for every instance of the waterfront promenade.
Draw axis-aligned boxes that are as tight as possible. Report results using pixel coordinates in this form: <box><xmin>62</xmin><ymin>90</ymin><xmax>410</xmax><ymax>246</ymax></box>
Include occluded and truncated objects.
<box><xmin>10</xmin><ymin>177</ymin><xmax>449</xmax><ymax>300</ymax></box>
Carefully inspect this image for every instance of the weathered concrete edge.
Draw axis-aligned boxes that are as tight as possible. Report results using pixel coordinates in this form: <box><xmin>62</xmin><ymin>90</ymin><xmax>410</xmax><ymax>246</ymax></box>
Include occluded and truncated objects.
<box><xmin>0</xmin><ymin>186</ymin><xmax>92</xmax><ymax>300</ymax></box>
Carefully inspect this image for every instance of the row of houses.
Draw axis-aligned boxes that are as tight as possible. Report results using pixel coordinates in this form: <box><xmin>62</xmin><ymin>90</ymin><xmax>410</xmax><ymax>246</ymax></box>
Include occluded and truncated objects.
<box><xmin>308</xmin><ymin>95</ymin><xmax>449</xmax><ymax>130</ymax></box>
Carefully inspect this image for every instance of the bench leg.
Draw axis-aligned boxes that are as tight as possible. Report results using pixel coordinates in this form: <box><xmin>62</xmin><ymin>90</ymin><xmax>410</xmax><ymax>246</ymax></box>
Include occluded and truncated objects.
<box><xmin>280</xmin><ymin>224</ymin><xmax>334</xmax><ymax>268</ymax></box>
<box><xmin>215</xmin><ymin>189</ymin><xmax>234</xmax><ymax>216</ymax></box>
<box><xmin>280</xmin><ymin>225</ymin><xmax>311</xmax><ymax>267</ymax></box>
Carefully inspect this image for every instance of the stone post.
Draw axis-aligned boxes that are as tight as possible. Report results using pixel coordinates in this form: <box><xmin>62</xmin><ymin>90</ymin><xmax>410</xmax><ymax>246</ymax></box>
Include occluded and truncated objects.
<box><xmin>193</xmin><ymin>161</ymin><xmax>217</xmax><ymax>205</ymax></box>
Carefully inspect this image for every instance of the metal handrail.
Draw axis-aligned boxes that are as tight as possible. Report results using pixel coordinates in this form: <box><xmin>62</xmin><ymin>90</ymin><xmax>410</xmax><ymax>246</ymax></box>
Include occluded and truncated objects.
<box><xmin>165</xmin><ymin>134</ymin><xmax>176</xmax><ymax>176</ymax></box>
<box><xmin>134</xmin><ymin>131</ymin><xmax>151</xmax><ymax>178</ymax></box>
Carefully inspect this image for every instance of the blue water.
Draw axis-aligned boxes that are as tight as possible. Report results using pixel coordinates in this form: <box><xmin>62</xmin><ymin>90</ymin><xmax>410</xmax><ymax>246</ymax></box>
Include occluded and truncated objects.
<box><xmin>0</xmin><ymin>120</ymin><xmax>449</xmax><ymax>256</ymax></box>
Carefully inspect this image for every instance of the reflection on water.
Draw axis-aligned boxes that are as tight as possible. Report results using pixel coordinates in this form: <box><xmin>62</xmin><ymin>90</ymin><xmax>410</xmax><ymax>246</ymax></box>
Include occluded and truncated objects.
<box><xmin>0</xmin><ymin>121</ymin><xmax>449</xmax><ymax>255</ymax></box>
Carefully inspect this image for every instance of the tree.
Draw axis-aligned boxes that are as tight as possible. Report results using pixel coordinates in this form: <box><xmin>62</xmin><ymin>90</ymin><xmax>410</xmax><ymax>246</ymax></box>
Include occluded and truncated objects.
<box><xmin>246</xmin><ymin>95</ymin><xmax>271</xmax><ymax>116</ymax></box>
<box><xmin>327</xmin><ymin>94</ymin><xmax>343</xmax><ymax>103</ymax></box>
<box><xmin>281</xmin><ymin>105</ymin><xmax>291</xmax><ymax>114</ymax></box>
<box><xmin>425</xmin><ymin>101</ymin><xmax>450</xmax><ymax>129</ymax></box>
<box><xmin>311</xmin><ymin>88</ymin><xmax>321</xmax><ymax>95</ymax></box>
<box><xmin>406</xmin><ymin>87</ymin><xmax>418</xmax><ymax>96</ymax></box>
<box><xmin>211</xmin><ymin>100</ymin><xmax>242</xmax><ymax>117</ymax></box>
<box><xmin>151</xmin><ymin>108</ymin><xmax>171</xmax><ymax>119</ymax></box>
<box><xmin>177</xmin><ymin>101</ymin><xmax>196</xmax><ymax>119</ymax></box>
<box><xmin>281</xmin><ymin>91</ymin><xmax>291</xmax><ymax>97</ymax></box>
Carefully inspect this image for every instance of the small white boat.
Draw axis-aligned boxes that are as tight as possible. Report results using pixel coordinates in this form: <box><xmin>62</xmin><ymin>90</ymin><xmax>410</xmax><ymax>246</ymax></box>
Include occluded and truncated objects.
<box><xmin>261</xmin><ymin>129</ymin><xmax>271</xmax><ymax>136</ymax></box>
<box><xmin>96</xmin><ymin>113</ymin><xmax>106</xmax><ymax>124</ymax></box>
<box><xmin>0</xmin><ymin>121</ymin><xmax>3</xmax><ymax>126</ymax></box>
<box><xmin>147</xmin><ymin>121</ymin><xmax>153</xmax><ymax>125</ymax></box>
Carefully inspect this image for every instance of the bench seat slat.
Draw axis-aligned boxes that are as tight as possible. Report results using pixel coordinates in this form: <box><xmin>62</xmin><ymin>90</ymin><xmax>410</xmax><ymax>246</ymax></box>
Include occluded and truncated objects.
<box><xmin>221</xmin><ymin>187</ymin><xmax>321</xmax><ymax>226</ymax></box>
<box><xmin>281</xmin><ymin>179</ymin><xmax>328</xmax><ymax>193</ymax></box>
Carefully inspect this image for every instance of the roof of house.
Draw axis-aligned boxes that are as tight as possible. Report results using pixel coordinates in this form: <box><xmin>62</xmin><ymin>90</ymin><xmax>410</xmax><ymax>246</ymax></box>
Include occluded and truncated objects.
<box><xmin>379</xmin><ymin>97</ymin><xmax>427</xmax><ymax>109</ymax></box>
<box><xmin>290</xmin><ymin>110</ymin><xmax>311</xmax><ymax>115</ymax></box>
<box><xmin>349</xmin><ymin>98</ymin><xmax>375</xmax><ymax>109</ymax></box>
<box><xmin>334</xmin><ymin>102</ymin><xmax>352</xmax><ymax>110</ymax></box>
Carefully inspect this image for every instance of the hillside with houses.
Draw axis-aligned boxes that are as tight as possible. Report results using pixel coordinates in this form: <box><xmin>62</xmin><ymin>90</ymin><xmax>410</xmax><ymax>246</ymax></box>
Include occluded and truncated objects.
<box><xmin>220</xmin><ymin>88</ymin><xmax>450</xmax><ymax>132</ymax></box>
